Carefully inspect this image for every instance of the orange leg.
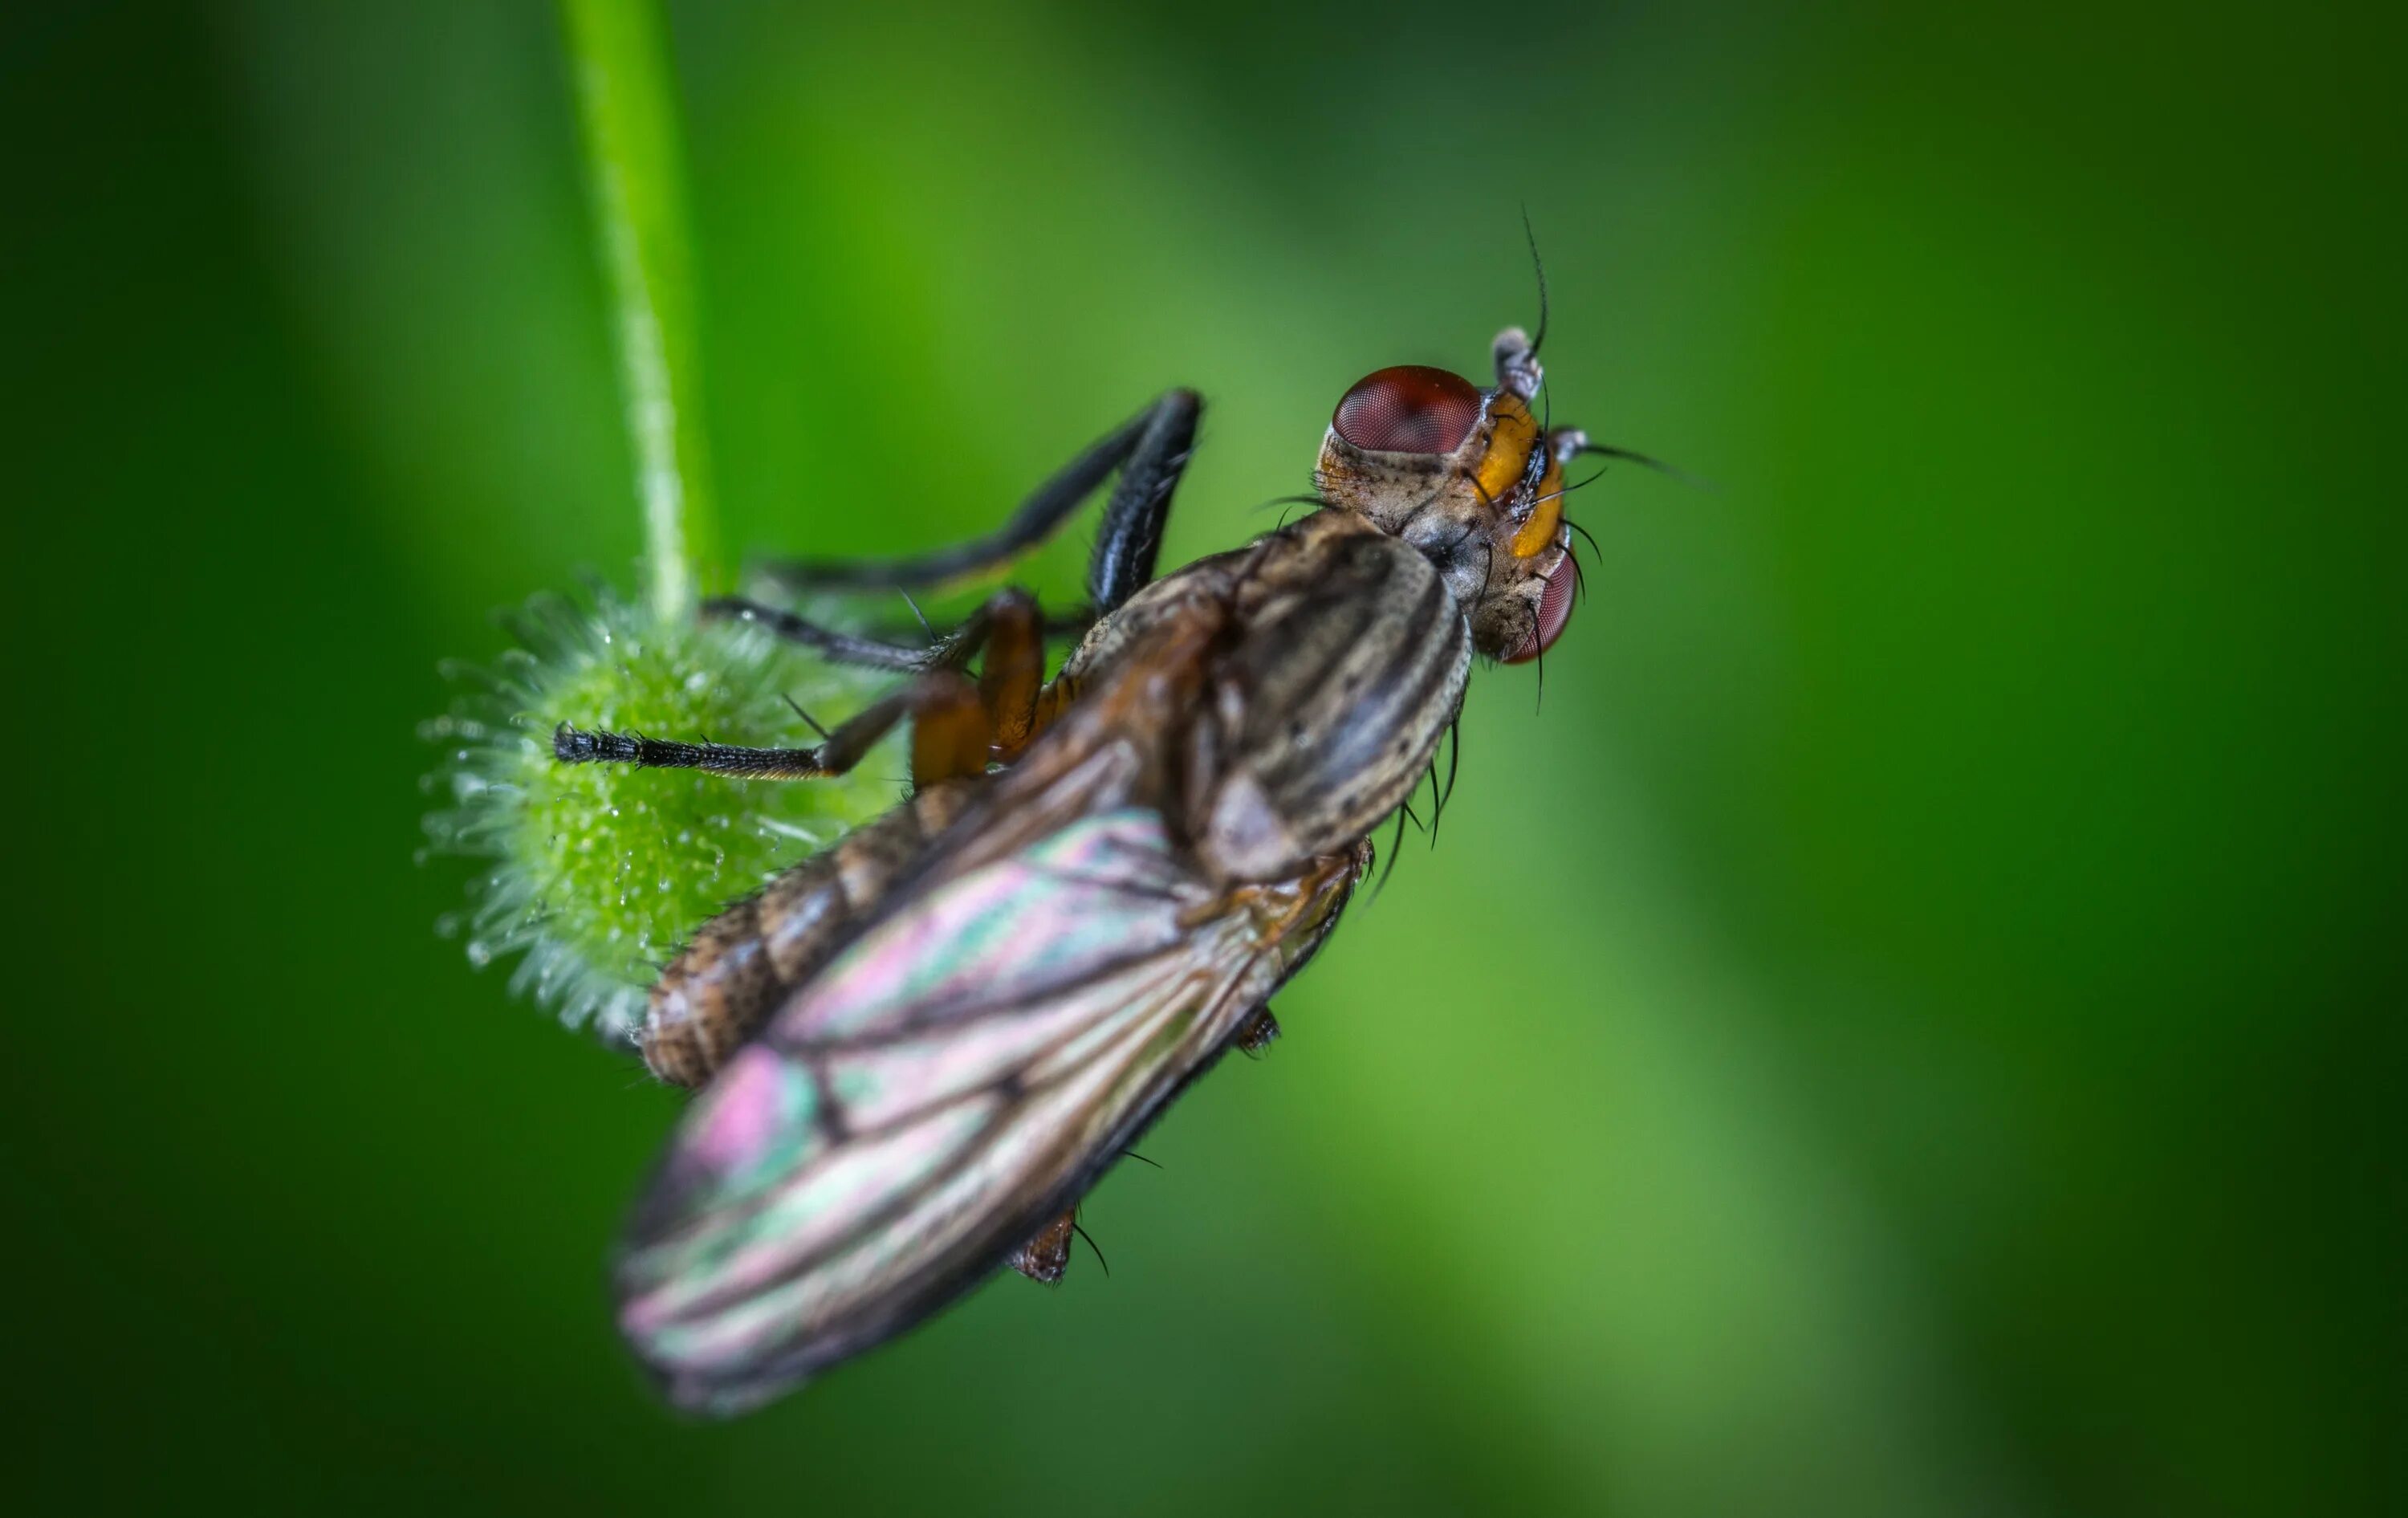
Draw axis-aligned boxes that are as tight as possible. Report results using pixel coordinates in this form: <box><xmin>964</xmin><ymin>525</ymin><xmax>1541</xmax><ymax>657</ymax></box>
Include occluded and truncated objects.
<box><xmin>904</xmin><ymin>671</ymin><xmax>990</xmax><ymax>785</ymax></box>
<box><xmin>974</xmin><ymin>589</ymin><xmax>1046</xmax><ymax>760</ymax></box>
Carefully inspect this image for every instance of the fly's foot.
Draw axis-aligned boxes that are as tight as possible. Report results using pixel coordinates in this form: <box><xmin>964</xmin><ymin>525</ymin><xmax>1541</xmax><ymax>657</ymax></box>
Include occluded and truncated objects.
<box><xmin>1007</xmin><ymin>1209</ymin><xmax>1077</xmax><ymax>1284</ymax></box>
<box><xmin>1235</xmin><ymin>1005</ymin><xmax>1281</xmax><ymax>1058</ymax></box>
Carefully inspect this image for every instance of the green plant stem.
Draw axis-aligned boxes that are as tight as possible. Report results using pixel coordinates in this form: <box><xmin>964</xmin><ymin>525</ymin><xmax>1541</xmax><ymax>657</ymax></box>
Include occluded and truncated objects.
<box><xmin>559</xmin><ymin>0</ymin><xmax>721</xmax><ymax>623</ymax></box>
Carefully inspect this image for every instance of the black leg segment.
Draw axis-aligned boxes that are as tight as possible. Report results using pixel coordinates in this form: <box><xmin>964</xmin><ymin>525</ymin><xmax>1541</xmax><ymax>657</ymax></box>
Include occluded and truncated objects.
<box><xmin>555</xmin><ymin>588</ymin><xmax>1059</xmax><ymax>785</ymax></box>
<box><xmin>554</xmin><ymin>683</ymin><xmax>921</xmax><ymax>781</ymax></box>
<box><xmin>702</xmin><ymin>597</ymin><xmax>929</xmax><ymax>671</ymax></box>
<box><xmin>757</xmin><ymin>390</ymin><xmax>1202</xmax><ymax>608</ymax></box>
<box><xmin>1084</xmin><ymin>388</ymin><xmax>1198</xmax><ymax>613</ymax></box>
<box><xmin>706</xmin><ymin>597</ymin><xmax>1099</xmax><ymax>674</ymax></box>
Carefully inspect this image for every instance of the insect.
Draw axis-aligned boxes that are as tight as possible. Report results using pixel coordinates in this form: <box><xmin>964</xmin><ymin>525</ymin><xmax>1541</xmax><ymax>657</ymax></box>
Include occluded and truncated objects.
<box><xmin>555</xmin><ymin>321</ymin><xmax>1631</xmax><ymax>1413</ymax></box>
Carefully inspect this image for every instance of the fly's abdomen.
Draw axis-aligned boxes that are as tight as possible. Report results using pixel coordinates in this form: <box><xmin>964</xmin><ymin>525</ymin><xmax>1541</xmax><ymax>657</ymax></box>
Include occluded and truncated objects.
<box><xmin>641</xmin><ymin>779</ymin><xmax>978</xmax><ymax>1085</ymax></box>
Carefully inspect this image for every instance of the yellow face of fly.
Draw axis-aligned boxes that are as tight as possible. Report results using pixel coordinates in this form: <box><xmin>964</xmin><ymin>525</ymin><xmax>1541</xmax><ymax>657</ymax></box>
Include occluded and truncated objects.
<box><xmin>1478</xmin><ymin>392</ymin><xmax>1565</xmax><ymax>560</ymax></box>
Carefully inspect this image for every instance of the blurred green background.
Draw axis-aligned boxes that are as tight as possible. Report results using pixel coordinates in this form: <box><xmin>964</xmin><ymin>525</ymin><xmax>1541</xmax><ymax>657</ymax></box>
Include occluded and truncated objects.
<box><xmin>6</xmin><ymin>1</ymin><xmax>2398</xmax><ymax>1513</ymax></box>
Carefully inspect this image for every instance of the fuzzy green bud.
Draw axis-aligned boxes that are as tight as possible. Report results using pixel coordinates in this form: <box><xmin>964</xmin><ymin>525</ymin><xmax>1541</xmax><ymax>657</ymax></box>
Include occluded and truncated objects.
<box><xmin>421</xmin><ymin>588</ymin><xmax>891</xmax><ymax>1043</ymax></box>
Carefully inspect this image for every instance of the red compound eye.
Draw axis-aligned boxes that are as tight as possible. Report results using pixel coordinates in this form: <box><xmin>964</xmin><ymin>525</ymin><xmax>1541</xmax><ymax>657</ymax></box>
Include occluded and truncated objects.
<box><xmin>1332</xmin><ymin>365</ymin><xmax>1482</xmax><ymax>454</ymax></box>
<box><xmin>1503</xmin><ymin>554</ymin><xmax>1577</xmax><ymax>665</ymax></box>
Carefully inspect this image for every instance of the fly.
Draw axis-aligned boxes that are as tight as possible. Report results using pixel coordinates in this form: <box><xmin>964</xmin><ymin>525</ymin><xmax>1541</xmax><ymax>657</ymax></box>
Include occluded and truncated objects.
<box><xmin>555</xmin><ymin>323</ymin><xmax>1625</xmax><ymax>1414</ymax></box>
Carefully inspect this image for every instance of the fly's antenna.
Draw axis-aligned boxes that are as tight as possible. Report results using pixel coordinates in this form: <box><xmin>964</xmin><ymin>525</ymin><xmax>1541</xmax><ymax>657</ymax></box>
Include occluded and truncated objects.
<box><xmin>1574</xmin><ymin>441</ymin><xmax>1715</xmax><ymax>491</ymax></box>
<box><xmin>1522</xmin><ymin>206</ymin><xmax>1551</xmax><ymax>357</ymax></box>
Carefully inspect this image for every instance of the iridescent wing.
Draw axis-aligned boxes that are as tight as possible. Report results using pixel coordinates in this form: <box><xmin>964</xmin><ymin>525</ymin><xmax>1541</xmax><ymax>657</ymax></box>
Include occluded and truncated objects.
<box><xmin>615</xmin><ymin>802</ymin><xmax>1360</xmax><ymax>1414</ymax></box>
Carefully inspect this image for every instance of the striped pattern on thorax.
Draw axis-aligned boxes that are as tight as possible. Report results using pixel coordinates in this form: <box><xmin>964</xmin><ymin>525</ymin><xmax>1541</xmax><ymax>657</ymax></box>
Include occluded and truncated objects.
<box><xmin>1199</xmin><ymin>514</ymin><xmax>1470</xmax><ymax>878</ymax></box>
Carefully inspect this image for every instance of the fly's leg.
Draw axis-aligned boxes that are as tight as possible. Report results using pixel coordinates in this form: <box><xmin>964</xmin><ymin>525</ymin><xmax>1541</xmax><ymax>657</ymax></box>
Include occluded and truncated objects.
<box><xmin>725</xmin><ymin>389</ymin><xmax>1194</xmax><ymax>669</ymax></box>
<box><xmin>696</xmin><ymin>600</ymin><xmax>928</xmax><ymax>672</ymax></box>
<box><xmin>623</xmin><ymin>681</ymin><xmax>992</xmax><ymax>1089</ymax></box>
<box><xmin>556</xmin><ymin>591</ymin><xmax>1075</xmax><ymax>1085</ymax></box>
<box><xmin>783</xmin><ymin>584</ymin><xmax>1069</xmax><ymax>763</ymax></box>
<box><xmin>1007</xmin><ymin>1205</ymin><xmax>1109</xmax><ymax>1284</ymax></box>
<box><xmin>1007</xmin><ymin>1209</ymin><xmax>1076</xmax><ymax>1284</ymax></box>
<box><xmin>1233</xmin><ymin>1005</ymin><xmax>1281</xmax><ymax>1058</ymax></box>
<box><xmin>733</xmin><ymin>584</ymin><xmax>1064</xmax><ymax>763</ymax></box>
<box><xmin>699</xmin><ymin>597</ymin><xmax>1098</xmax><ymax>672</ymax></box>
<box><xmin>554</xmin><ymin>669</ymin><xmax>989</xmax><ymax>787</ymax></box>
<box><xmin>1007</xmin><ymin>1027</ymin><xmax>1279</xmax><ymax>1286</ymax></box>
<box><xmin>1082</xmin><ymin>389</ymin><xmax>1198</xmax><ymax>613</ymax></box>
<box><xmin>964</xmin><ymin>587</ymin><xmax>1054</xmax><ymax>760</ymax></box>
<box><xmin>758</xmin><ymin>390</ymin><xmax>1200</xmax><ymax>617</ymax></box>
<box><xmin>555</xmin><ymin>590</ymin><xmax>1071</xmax><ymax>785</ymax></box>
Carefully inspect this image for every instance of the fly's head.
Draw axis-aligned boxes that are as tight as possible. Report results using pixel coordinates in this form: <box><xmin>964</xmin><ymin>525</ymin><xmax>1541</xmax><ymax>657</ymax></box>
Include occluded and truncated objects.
<box><xmin>1314</xmin><ymin>328</ymin><xmax>1583</xmax><ymax>664</ymax></box>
